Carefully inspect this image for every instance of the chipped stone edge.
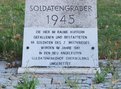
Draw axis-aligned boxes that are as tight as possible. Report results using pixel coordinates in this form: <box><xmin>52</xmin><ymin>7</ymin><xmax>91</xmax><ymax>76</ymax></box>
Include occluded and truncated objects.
<box><xmin>18</xmin><ymin>67</ymin><xmax>100</xmax><ymax>74</ymax></box>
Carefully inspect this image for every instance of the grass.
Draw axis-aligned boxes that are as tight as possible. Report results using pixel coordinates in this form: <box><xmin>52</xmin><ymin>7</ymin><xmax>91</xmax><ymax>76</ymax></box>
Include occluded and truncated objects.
<box><xmin>14</xmin><ymin>71</ymin><xmax>39</xmax><ymax>89</ymax></box>
<box><xmin>0</xmin><ymin>0</ymin><xmax>25</xmax><ymax>61</ymax></box>
<box><xmin>65</xmin><ymin>78</ymin><xmax>80</xmax><ymax>89</ymax></box>
<box><xmin>98</xmin><ymin>0</ymin><xmax>121</xmax><ymax>60</ymax></box>
<box><xmin>0</xmin><ymin>0</ymin><xmax>121</xmax><ymax>61</ymax></box>
<box><xmin>94</xmin><ymin>71</ymin><xmax>106</xmax><ymax>84</ymax></box>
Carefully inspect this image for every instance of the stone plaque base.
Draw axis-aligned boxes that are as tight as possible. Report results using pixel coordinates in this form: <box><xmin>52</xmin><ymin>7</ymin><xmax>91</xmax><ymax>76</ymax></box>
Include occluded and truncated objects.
<box><xmin>18</xmin><ymin>67</ymin><xmax>100</xmax><ymax>74</ymax></box>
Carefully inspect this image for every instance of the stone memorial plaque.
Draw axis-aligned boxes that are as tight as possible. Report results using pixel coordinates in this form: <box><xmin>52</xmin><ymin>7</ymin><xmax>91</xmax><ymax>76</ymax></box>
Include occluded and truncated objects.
<box><xmin>20</xmin><ymin>0</ymin><xmax>99</xmax><ymax>72</ymax></box>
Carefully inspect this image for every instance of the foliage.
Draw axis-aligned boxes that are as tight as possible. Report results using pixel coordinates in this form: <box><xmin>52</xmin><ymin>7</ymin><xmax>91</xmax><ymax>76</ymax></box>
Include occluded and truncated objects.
<box><xmin>95</xmin><ymin>60</ymin><xmax>117</xmax><ymax>84</ymax></box>
<box><xmin>98</xmin><ymin>0</ymin><xmax>121</xmax><ymax>59</ymax></box>
<box><xmin>94</xmin><ymin>71</ymin><xmax>106</xmax><ymax>84</ymax></box>
<box><xmin>103</xmin><ymin>61</ymin><xmax>115</xmax><ymax>75</ymax></box>
<box><xmin>65</xmin><ymin>78</ymin><xmax>80</xmax><ymax>89</ymax></box>
<box><xmin>0</xmin><ymin>0</ymin><xmax>25</xmax><ymax>61</ymax></box>
<box><xmin>14</xmin><ymin>73</ymin><xmax>39</xmax><ymax>89</ymax></box>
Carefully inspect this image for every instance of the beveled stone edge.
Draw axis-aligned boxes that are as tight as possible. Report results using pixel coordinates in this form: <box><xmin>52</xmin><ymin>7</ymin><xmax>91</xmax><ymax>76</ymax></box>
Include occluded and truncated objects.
<box><xmin>18</xmin><ymin>67</ymin><xmax>100</xmax><ymax>74</ymax></box>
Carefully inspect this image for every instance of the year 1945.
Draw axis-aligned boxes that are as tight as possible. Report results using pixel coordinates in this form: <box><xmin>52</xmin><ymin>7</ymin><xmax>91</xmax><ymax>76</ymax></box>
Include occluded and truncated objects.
<box><xmin>47</xmin><ymin>14</ymin><xmax>75</xmax><ymax>26</ymax></box>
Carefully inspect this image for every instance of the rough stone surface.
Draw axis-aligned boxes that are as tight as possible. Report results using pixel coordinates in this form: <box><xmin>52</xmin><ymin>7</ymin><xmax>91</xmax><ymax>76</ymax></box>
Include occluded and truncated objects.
<box><xmin>0</xmin><ymin>60</ymin><xmax>121</xmax><ymax>89</ymax></box>
<box><xmin>25</xmin><ymin>0</ymin><xmax>97</xmax><ymax>28</ymax></box>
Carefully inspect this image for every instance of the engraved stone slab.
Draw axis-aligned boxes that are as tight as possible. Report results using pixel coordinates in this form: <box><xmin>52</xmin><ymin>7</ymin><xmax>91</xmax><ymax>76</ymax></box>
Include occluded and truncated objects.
<box><xmin>21</xmin><ymin>0</ymin><xmax>99</xmax><ymax>69</ymax></box>
<box><xmin>25</xmin><ymin>0</ymin><xmax>97</xmax><ymax>28</ymax></box>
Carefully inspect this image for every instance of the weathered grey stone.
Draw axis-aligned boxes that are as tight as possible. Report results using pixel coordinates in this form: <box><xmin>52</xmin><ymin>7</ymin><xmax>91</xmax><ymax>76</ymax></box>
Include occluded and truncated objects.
<box><xmin>86</xmin><ymin>79</ymin><xmax>92</xmax><ymax>85</ymax></box>
<box><xmin>25</xmin><ymin>0</ymin><xmax>97</xmax><ymax>28</ymax></box>
<box><xmin>113</xmin><ymin>84</ymin><xmax>119</xmax><ymax>89</ymax></box>
<box><xmin>20</xmin><ymin>0</ymin><xmax>99</xmax><ymax>69</ymax></box>
<box><xmin>105</xmin><ymin>73</ymin><xmax>112</xmax><ymax>79</ymax></box>
<box><xmin>56</xmin><ymin>85</ymin><xmax>71</xmax><ymax>89</ymax></box>
<box><xmin>80</xmin><ymin>76</ymin><xmax>87</xmax><ymax>80</ymax></box>
<box><xmin>0</xmin><ymin>78</ymin><xmax>10</xmax><ymax>85</ymax></box>
<box><xmin>81</xmin><ymin>84</ymin><xmax>90</xmax><ymax>87</ymax></box>
<box><xmin>52</xmin><ymin>76</ymin><xmax>65</xmax><ymax>84</ymax></box>
<box><xmin>1</xmin><ymin>60</ymin><xmax>121</xmax><ymax>89</ymax></box>
<box><xmin>81</xmin><ymin>87</ymin><xmax>90</xmax><ymax>89</ymax></box>
<box><xmin>94</xmin><ymin>83</ymin><xmax>104</xmax><ymax>88</ymax></box>
<box><xmin>86</xmin><ymin>74</ymin><xmax>95</xmax><ymax>78</ymax></box>
<box><xmin>38</xmin><ymin>78</ymin><xmax>52</xmax><ymax>84</ymax></box>
<box><xmin>81</xmin><ymin>79</ymin><xmax>88</xmax><ymax>84</ymax></box>
<box><xmin>102</xmin><ymin>82</ymin><xmax>111</xmax><ymax>88</ymax></box>
<box><xmin>6</xmin><ymin>86</ymin><xmax>15</xmax><ymax>89</ymax></box>
<box><xmin>11</xmin><ymin>80</ymin><xmax>18</xmax><ymax>87</ymax></box>
<box><xmin>0</xmin><ymin>84</ymin><xmax>6</xmax><ymax>89</ymax></box>
<box><xmin>36</xmin><ymin>84</ymin><xmax>46</xmax><ymax>89</ymax></box>
<box><xmin>0</xmin><ymin>61</ymin><xmax>6</xmax><ymax>73</ymax></box>
<box><xmin>46</xmin><ymin>84</ymin><xmax>61</xmax><ymax>89</ymax></box>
